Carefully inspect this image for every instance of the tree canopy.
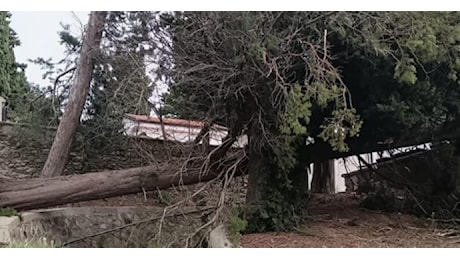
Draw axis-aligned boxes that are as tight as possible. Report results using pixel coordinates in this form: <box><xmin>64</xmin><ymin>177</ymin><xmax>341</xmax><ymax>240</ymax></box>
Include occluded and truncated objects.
<box><xmin>158</xmin><ymin>11</ymin><xmax>460</xmax><ymax>231</ymax></box>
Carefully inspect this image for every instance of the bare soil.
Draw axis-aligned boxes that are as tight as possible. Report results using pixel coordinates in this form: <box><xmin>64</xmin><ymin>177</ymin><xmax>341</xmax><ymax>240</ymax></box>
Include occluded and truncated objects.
<box><xmin>241</xmin><ymin>193</ymin><xmax>460</xmax><ymax>248</ymax></box>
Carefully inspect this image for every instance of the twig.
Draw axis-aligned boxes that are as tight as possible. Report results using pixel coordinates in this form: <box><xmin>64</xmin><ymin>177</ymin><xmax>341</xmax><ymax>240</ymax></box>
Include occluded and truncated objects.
<box><xmin>436</xmin><ymin>229</ymin><xmax>460</xmax><ymax>237</ymax></box>
<box><xmin>322</xmin><ymin>29</ymin><xmax>328</xmax><ymax>61</ymax></box>
<box><xmin>430</xmin><ymin>218</ymin><xmax>460</xmax><ymax>223</ymax></box>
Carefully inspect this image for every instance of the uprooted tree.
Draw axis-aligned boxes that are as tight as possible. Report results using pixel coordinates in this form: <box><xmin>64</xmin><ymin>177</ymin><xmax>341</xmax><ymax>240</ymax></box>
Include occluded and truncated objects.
<box><xmin>159</xmin><ymin>11</ymin><xmax>460</xmax><ymax>231</ymax></box>
<box><xmin>3</xmin><ymin>12</ymin><xmax>460</xmax><ymax>233</ymax></box>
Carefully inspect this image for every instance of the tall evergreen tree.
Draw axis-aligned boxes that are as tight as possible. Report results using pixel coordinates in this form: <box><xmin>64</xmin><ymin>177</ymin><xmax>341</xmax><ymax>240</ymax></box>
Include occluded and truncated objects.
<box><xmin>0</xmin><ymin>11</ymin><xmax>29</xmax><ymax>120</ymax></box>
<box><xmin>81</xmin><ymin>11</ymin><xmax>155</xmax><ymax>151</ymax></box>
<box><xmin>29</xmin><ymin>12</ymin><xmax>156</xmax><ymax>152</ymax></box>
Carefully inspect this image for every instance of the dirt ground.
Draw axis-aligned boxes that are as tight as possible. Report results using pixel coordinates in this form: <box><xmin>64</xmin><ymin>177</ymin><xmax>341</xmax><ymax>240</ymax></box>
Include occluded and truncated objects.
<box><xmin>241</xmin><ymin>193</ymin><xmax>460</xmax><ymax>248</ymax></box>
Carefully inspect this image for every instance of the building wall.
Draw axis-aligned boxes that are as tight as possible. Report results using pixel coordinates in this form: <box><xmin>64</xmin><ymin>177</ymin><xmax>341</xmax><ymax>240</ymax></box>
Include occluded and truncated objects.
<box><xmin>332</xmin><ymin>144</ymin><xmax>431</xmax><ymax>192</ymax></box>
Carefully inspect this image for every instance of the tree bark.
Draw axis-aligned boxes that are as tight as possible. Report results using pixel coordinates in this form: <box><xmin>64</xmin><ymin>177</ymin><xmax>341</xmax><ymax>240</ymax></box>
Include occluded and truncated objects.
<box><xmin>244</xmin><ymin>124</ymin><xmax>266</xmax><ymax>207</ymax></box>
<box><xmin>41</xmin><ymin>12</ymin><xmax>106</xmax><ymax>177</ymax></box>
<box><xmin>1</xmin><ymin>163</ymin><xmax>240</xmax><ymax>211</ymax></box>
<box><xmin>245</xmin><ymin>145</ymin><xmax>263</xmax><ymax>206</ymax></box>
<box><xmin>311</xmin><ymin>160</ymin><xmax>335</xmax><ymax>194</ymax></box>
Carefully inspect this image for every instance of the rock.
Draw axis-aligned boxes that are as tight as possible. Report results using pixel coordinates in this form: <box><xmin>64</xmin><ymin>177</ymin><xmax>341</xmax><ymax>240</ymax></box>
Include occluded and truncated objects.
<box><xmin>208</xmin><ymin>224</ymin><xmax>232</xmax><ymax>248</ymax></box>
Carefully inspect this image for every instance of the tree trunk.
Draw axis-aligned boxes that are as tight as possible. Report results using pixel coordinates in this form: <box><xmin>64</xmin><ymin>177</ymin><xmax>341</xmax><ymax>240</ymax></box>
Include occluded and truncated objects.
<box><xmin>244</xmin><ymin>125</ymin><xmax>266</xmax><ymax>207</ymax></box>
<box><xmin>245</xmin><ymin>144</ymin><xmax>263</xmax><ymax>207</ymax></box>
<box><xmin>311</xmin><ymin>160</ymin><xmax>335</xmax><ymax>194</ymax></box>
<box><xmin>41</xmin><ymin>12</ymin><xmax>106</xmax><ymax>177</ymax></box>
<box><xmin>1</xmin><ymin>163</ymin><xmax>239</xmax><ymax>211</ymax></box>
<box><xmin>244</xmin><ymin>123</ymin><xmax>309</xmax><ymax>232</ymax></box>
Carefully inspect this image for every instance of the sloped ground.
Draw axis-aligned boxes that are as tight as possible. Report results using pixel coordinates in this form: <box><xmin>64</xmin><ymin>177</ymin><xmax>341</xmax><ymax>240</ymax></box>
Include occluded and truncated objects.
<box><xmin>65</xmin><ymin>191</ymin><xmax>460</xmax><ymax>247</ymax></box>
<box><xmin>241</xmin><ymin>193</ymin><xmax>460</xmax><ymax>248</ymax></box>
<box><xmin>6</xmin><ymin>163</ymin><xmax>459</xmax><ymax>249</ymax></box>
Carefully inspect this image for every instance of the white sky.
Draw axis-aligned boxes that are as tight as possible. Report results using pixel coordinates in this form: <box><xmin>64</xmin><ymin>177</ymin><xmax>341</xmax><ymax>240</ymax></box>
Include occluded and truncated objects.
<box><xmin>8</xmin><ymin>4</ymin><xmax>460</xmax><ymax>87</ymax></box>
<box><xmin>10</xmin><ymin>12</ymin><xmax>90</xmax><ymax>87</ymax></box>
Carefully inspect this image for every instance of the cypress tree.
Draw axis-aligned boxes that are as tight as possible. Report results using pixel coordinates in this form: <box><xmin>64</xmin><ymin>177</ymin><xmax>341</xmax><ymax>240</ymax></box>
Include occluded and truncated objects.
<box><xmin>0</xmin><ymin>11</ymin><xmax>29</xmax><ymax>119</ymax></box>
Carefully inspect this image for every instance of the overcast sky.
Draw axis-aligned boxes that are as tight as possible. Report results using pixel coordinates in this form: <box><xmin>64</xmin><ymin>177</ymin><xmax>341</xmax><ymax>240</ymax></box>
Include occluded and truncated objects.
<box><xmin>10</xmin><ymin>12</ymin><xmax>90</xmax><ymax>87</ymax></box>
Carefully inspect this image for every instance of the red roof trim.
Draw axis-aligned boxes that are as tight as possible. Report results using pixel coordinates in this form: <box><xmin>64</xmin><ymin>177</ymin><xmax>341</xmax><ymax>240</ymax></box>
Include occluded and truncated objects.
<box><xmin>124</xmin><ymin>114</ymin><xmax>228</xmax><ymax>131</ymax></box>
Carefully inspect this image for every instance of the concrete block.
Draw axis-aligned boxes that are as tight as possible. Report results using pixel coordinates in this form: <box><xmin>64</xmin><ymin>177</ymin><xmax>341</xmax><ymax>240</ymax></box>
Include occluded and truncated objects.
<box><xmin>0</xmin><ymin>216</ymin><xmax>20</xmax><ymax>244</ymax></box>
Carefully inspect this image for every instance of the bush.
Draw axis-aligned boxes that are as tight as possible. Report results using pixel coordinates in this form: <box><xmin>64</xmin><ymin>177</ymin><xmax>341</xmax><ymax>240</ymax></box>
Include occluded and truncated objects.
<box><xmin>226</xmin><ymin>208</ymin><xmax>248</xmax><ymax>246</ymax></box>
<box><xmin>0</xmin><ymin>207</ymin><xmax>20</xmax><ymax>218</ymax></box>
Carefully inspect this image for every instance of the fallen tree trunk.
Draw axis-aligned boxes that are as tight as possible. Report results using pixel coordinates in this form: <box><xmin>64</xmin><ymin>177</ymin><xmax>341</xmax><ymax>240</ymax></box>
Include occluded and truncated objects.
<box><xmin>0</xmin><ymin>161</ymin><xmax>242</xmax><ymax>211</ymax></box>
<box><xmin>1</xmin><ymin>133</ymin><xmax>244</xmax><ymax>211</ymax></box>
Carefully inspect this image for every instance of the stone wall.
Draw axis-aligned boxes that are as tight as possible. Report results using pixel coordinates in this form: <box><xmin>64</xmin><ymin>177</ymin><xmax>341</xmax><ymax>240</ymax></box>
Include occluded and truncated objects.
<box><xmin>0</xmin><ymin>121</ymin><xmax>197</xmax><ymax>178</ymax></box>
<box><xmin>1</xmin><ymin>206</ymin><xmax>214</xmax><ymax>248</ymax></box>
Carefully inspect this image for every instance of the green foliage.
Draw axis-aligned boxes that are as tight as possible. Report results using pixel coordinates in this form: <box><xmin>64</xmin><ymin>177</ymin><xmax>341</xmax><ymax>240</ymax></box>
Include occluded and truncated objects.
<box><xmin>245</xmin><ymin>176</ymin><xmax>308</xmax><ymax>232</ymax></box>
<box><xmin>394</xmin><ymin>58</ymin><xmax>417</xmax><ymax>85</ymax></box>
<box><xmin>276</xmin><ymin>83</ymin><xmax>313</xmax><ymax>173</ymax></box>
<box><xmin>27</xmin><ymin>12</ymin><xmax>156</xmax><ymax>158</ymax></box>
<box><xmin>5</xmin><ymin>238</ymin><xmax>57</xmax><ymax>248</ymax></box>
<box><xmin>279</xmin><ymin>83</ymin><xmax>312</xmax><ymax>136</ymax></box>
<box><xmin>7</xmin><ymin>83</ymin><xmax>60</xmax><ymax>150</ymax></box>
<box><xmin>161</xmin><ymin>12</ymin><xmax>361</xmax><ymax>232</ymax></box>
<box><xmin>245</xmin><ymin>137</ymin><xmax>310</xmax><ymax>232</ymax></box>
<box><xmin>319</xmin><ymin>109</ymin><xmax>362</xmax><ymax>152</ymax></box>
<box><xmin>0</xmin><ymin>207</ymin><xmax>20</xmax><ymax>217</ymax></box>
<box><xmin>0</xmin><ymin>11</ymin><xmax>30</xmax><ymax>120</ymax></box>
<box><xmin>248</xmin><ymin>43</ymin><xmax>266</xmax><ymax>61</ymax></box>
<box><xmin>325</xmin><ymin>12</ymin><xmax>460</xmax><ymax>151</ymax></box>
<box><xmin>155</xmin><ymin>190</ymin><xmax>175</xmax><ymax>206</ymax></box>
<box><xmin>80</xmin><ymin>12</ymin><xmax>155</xmax><ymax>155</ymax></box>
<box><xmin>361</xmin><ymin>143</ymin><xmax>460</xmax><ymax>222</ymax></box>
<box><xmin>162</xmin><ymin>87</ymin><xmax>208</xmax><ymax>120</ymax></box>
<box><xmin>226</xmin><ymin>207</ymin><xmax>248</xmax><ymax>246</ymax></box>
<box><xmin>58</xmin><ymin>24</ymin><xmax>81</xmax><ymax>53</ymax></box>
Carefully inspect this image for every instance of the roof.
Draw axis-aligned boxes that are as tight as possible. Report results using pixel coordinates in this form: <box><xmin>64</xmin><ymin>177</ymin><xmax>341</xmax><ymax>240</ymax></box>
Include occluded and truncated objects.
<box><xmin>124</xmin><ymin>114</ymin><xmax>228</xmax><ymax>131</ymax></box>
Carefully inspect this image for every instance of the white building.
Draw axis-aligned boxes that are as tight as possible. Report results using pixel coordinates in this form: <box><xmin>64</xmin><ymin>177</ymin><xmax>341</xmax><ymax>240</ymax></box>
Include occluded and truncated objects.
<box><xmin>122</xmin><ymin>113</ymin><xmax>247</xmax><ymax>148</ymax></box>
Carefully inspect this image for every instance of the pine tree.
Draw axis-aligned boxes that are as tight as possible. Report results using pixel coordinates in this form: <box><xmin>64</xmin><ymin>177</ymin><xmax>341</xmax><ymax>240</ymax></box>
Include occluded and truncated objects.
<box><xmin>81</xmin><ymin>11</ymin><xmax>155</xmax><ymax>151</ymax></box>
<box><xmin>28</xmin><ymin>12</ymin><xmax>156</xmax><ymax>151</ymax></box>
